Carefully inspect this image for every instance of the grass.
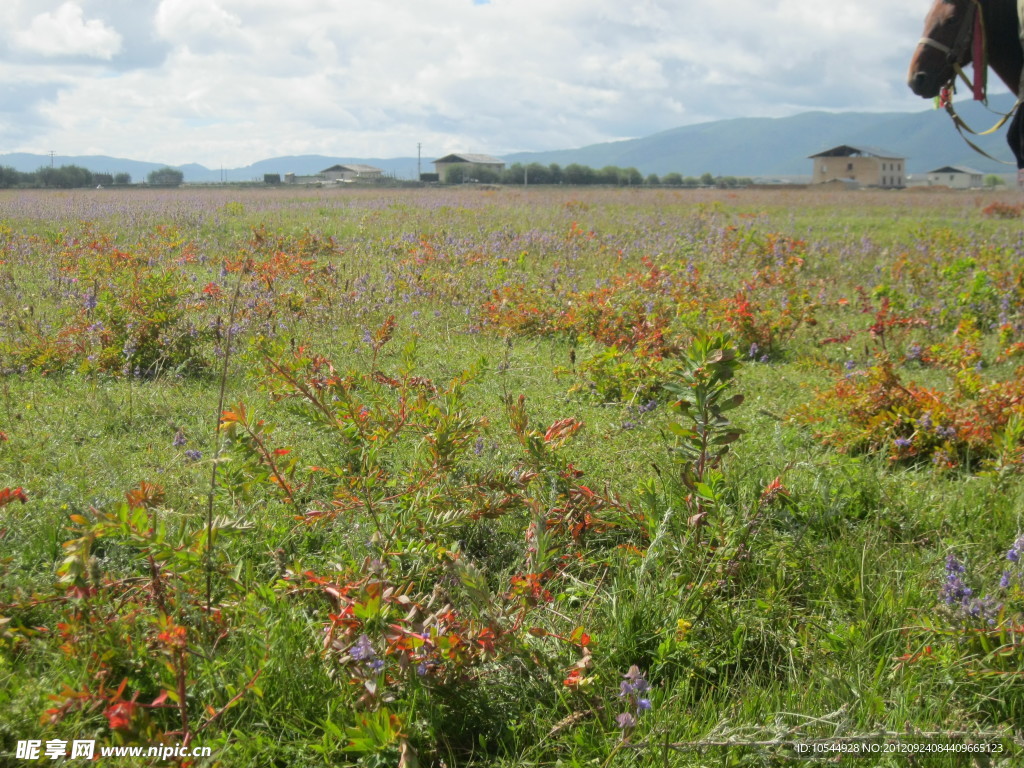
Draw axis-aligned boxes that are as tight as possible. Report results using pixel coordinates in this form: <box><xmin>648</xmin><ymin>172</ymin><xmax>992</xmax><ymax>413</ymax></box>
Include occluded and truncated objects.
<box><xmin>1</xmin><ymin>185</ymin><xmax>1024</xmax><ymax>766</ymax></box>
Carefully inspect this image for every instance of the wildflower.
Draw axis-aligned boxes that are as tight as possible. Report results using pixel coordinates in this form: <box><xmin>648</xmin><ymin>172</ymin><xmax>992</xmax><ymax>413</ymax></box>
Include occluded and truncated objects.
<box><xmin>844</xmin><ymin>360</ymin><xmax>856</xmax><ymax>370</ymax></box>
<box><xmin>184</xmin><ymin>449</ymin><xmax>202</xmax><ymax>462</ymax></box>
<box><xmin>748</xmin><ymin>342</ymin><xmax>759</xmax><ymax>359</ymax></box>
<box><xmin>1006</xmin><ymin>536</ymin><xmax>1024</xmax><ymax>563</ymax></box>
<box><xmin>619</xmin><ymin>665</ymin><xmax>649</xmax><ymax>696</ymax></box>
<box><xmin>350</xmin><ymin>634</ymin><xmax>376</xmax><ymax>662</ymax></box>
<box><xmin>1000</xmin><ymin>570</ymin><xmax>1012</xmax><ymax>589</ymax></box>
<box><xmin>676</xmin><ymin>619</ymin><xmax>692</xmax><ymax>639</ymax></box>
<box><xmin>616</xmin><ymin>712</ymin><xmax>636</xmax><ymax>729</ymax></box>
<box><xmin>616</xmin><ymin>665</ymin><xmax>651</xmax><ymax>731</ymax></box>
<box><xmin>473</xmin><ymin>437</ymin><xmax>485</xmax><ymax>456</ymax></box>
<box><xmin>940</xmin><ymin>554</ymin><xmax>972</xmax><ymax>606</ymax></box>
<box><xmin>966</xmin><ymin>594</ymin><xmax>1002</xmax><ymax>625</ymax></box>
<box><xmin>894</xmin><ymin>437</ymin><xmax>912</xmax><ymax>449</ymax></box>
<box><xmin>172</xmin><ymin>429</ymin><xmax>187</xmax><ymax>447</ymax></box>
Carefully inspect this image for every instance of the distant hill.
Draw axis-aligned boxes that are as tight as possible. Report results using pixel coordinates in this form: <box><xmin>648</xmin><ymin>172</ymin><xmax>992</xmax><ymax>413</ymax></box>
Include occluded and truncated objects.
<box><xmin>503</xmin><ymin>94</ymin><xmax>1022</xmax><ymax>177</ymax></box>
<box><xmin>2</xmin><ymin>96</ymin><xmax>1019</xmax><ymax>182</ymax></box>
<box><xmin>0</xmin><ymin>153</ymin><xmax>174</xmax><ymax>183</ymax></box>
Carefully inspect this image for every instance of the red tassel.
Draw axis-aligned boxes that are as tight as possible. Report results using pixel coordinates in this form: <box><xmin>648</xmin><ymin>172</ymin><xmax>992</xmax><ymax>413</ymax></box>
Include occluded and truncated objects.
<box><xmin>972</xmin><ymin>9</ymin><xmax>986</xmax><ymax>101</ymax></box>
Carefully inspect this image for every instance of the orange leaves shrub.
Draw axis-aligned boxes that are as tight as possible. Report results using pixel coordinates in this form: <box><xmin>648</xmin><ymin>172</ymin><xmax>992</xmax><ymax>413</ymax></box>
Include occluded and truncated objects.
<box><xmin>795</xmin><ymin>359</ymin><xmax>1024</xmax><ymax>471</ymax></box>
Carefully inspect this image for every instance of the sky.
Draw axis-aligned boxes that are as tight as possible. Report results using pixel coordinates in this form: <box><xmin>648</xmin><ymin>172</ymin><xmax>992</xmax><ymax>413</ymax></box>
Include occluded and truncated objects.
<box><xmin>0</xmin><ymin>0</ymin><xmax>991</xmax><ymax>168</ymax></box>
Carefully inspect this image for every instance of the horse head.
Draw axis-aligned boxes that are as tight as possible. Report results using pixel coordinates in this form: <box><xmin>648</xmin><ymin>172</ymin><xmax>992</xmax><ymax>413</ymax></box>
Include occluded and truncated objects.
<box><xmin>907</xmin><ymin>0</ymin><xmax>979</xmax><ymax>98</ymax></box>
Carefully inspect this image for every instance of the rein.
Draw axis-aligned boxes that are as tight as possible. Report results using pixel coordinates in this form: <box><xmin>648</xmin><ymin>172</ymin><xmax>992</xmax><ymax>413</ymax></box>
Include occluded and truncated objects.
<box><xmin>919</xmin><ymin>0</ymin><xmax>1023</xmax><ymax>163</ymax></box>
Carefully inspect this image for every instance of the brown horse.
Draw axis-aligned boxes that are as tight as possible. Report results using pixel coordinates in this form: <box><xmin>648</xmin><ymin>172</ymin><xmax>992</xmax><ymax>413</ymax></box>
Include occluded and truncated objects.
<box><xmin>907</xmin><ymin>0</ymin><xmax>1024</xmax><ymax>168</ymax></box>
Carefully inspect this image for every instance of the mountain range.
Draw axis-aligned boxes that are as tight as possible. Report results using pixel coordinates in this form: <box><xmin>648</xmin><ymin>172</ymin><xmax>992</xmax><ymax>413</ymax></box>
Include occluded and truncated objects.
<box><xmin>2</xmin><ymin>95</ymin><xmax>1019</xmax><ymax>183</ymax></box>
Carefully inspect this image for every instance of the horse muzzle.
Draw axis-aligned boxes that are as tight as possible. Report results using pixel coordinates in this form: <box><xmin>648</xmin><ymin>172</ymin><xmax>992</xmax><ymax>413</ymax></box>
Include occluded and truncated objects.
<box><xmin>909</xmin><ymin>69</ymin><xmax>943</xmax><ymax>98</ymax></box>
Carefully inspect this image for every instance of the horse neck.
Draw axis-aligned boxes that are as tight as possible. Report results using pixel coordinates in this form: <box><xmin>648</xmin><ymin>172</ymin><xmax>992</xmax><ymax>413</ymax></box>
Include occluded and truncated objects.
<box><xmin>984</xmin><ymin>0</ymin><xmax>1023</xmax><ymax>95</ymax></box>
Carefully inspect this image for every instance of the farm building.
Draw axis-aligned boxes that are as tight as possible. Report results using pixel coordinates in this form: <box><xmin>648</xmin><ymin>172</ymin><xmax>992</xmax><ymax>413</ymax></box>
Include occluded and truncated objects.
<box><xmin>809</xmin><ymin>145</ymin><xmax>905</xmax><ymax>189</ymax></box>
<box><xmin>433</xmin><ymin>153</ymin><xmax>505</xmax><ymax>182</ymax></box>
<box><xmin>283</xmin><ymin>164</ymin><xmax>384</xmax><ymax>185</ymax></box>
<box><xmin>924</xmin><ymin>165</ymin><xmax>984</xmax><ymax>189</ymax></box>
<box><xmin>321</xmin><ymin>164</ymin><xmax>383</xmax><ymax>181</ymax></box>
<box><xmin>283</xmin><ymin>173</ymin><xmax>323</xmax><ymax>185</ymax></box>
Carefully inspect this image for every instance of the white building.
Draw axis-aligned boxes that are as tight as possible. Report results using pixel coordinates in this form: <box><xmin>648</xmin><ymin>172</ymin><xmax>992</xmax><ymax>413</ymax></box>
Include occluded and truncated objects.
<box><xmin>321</xmin><ymin>164</ymin><xmax>383</xmax><ymax>181</ymax></box>
<box><xmin>924</xmin><ymin>165</ymin><xmax>984</xmax><ymax>189</ymax></box>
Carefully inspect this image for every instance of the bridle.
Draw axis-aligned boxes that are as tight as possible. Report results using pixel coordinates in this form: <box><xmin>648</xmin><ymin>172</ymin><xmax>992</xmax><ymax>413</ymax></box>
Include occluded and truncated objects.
<box><xmin>917</xmin><ymin>0</ymin><xmax>978</xmax><ymax>75</ymax></box>
<box><xmin>917</xmin><ymin>0</ymin><xmax>985</xmax><ymax>101</ymax></box>
<box><xmin>916</xmin><ymin>0</ymin><xmax>1024</xmax><ymax>163</ymax></box>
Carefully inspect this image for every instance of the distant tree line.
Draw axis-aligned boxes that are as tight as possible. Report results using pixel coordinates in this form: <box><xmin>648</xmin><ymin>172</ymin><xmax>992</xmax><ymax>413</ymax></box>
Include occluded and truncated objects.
<box><xmin>0</xmin><ymin>165</ymin><xmax>190</xmax><ymax>189</ymax></box>
<box><xmin>444</xmin><ymin>162</ymin><xmax>752</xmax><ymax>187</ymax></box>
<box><xmin>0</xmin><ymin>164</ymin><xmax>134</xmax><ymax>189</ymax></box>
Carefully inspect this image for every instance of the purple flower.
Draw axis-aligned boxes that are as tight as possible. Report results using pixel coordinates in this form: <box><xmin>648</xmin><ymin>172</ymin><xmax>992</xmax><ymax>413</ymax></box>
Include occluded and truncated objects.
<box><xmin>941</xmin><ymin>554</ymin><xmax>971</xmax><ymax>606</ymax></box>
<box><xmin>184</xmin><ymin>449</ymin><xmax>202</xmax><ymax>462</ymax></box>
<box><xmin>350</xmin><ymin>634</ymin><xmax>375</xmax><ymax>662</ymax></box>
<box><xmin>894</xmin><ymin>437</ymin><xmax>912</xmax><ymax>449</ymax></box>
<box><xmin>1007</xmin><ymin>536</ymin><xmax>1024</xmax><ymax>563</ymax></box>
<box><xmin>173</xmin><ymin>429</ymin><xmax>187</xmax><ymax>447</ymax></box>
<box><xmin>616</xmin><ymin>712</ymin><xmax>636</xmax><ymax>729</ymax></box>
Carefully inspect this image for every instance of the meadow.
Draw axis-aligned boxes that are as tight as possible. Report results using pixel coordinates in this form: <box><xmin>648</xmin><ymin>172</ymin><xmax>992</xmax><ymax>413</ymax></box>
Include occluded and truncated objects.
<box><xmin>1</xmin><ymin>185</ymin><xmax>1023</xmax><ymax>766</ymax></box>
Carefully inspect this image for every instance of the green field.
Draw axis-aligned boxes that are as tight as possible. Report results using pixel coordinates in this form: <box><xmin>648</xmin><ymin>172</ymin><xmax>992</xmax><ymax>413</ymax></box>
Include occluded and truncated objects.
<box><xmin>2</xmin><ymin>186</ymin><xmax>1024</xmax><ymax>766</ymax></box>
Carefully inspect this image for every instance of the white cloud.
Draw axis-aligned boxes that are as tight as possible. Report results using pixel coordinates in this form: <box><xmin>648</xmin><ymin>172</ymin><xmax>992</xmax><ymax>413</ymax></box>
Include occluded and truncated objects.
<box><xmin>13</xmin><ymin>2</ymin><xmax>122</xmax><ymax>60</ymax></box>
<box><xmin>2</xmin><ymin>0</ymin><xmax>962</xmax><ymax>167</ymax></box>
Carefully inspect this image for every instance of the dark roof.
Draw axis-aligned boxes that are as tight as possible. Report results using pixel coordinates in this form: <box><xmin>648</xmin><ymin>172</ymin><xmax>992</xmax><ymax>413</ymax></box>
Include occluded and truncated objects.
<box><xmin>320</xmin><ymin>164</ymin><xmax>382</xmax><ymax>173</ymax></box>
<box><xmin>808</xmin><ymin>145</ymin><xmax>904</xmax><ymax>160</ymax></box>
<box><xmin>433</xmin><ymin>153</ymin><xmax>504</xmax><ymax>165</ymax></box>
<box><xmin>927</xmin><ymin>165</ymin><xmax>983</xmax><ymax>174</ymax></box>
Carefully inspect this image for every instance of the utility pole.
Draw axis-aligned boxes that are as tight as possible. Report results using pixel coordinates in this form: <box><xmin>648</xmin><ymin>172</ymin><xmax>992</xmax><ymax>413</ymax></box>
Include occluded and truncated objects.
<box><xmin>417</xmin><ymin>143</ymin><xmax>421</xmax><ymax>181</ymax></box>
<box><xmin>49</xmin><ymin>151</ymin><xmax>55</xmax><ymax>167</ymax></box>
